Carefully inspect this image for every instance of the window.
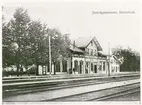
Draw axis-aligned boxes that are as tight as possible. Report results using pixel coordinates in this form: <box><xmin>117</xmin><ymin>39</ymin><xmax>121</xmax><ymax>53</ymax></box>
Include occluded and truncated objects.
<box><xmin>91</xmin><ymin>41</ymin><xmax>93</xmax><ymax>46</ymax></box>
<box><xmin>103</xmin><ymin>62</ymin><xmax>105</xmax><ymax>71</ymax></box>
<box><xmin>91</xmin><ymin>49</ymin><xmax>93</xmax><ymax>55</ymax></box>
<box><xmin>88</xmin><ymin>49</ymin><xmax>90</xmax><ymax>55</ymax></box>
<box><xmin>99</xmin><ymin>65</ymin><xmax>102</xmax><ymax>71</ymax></box>
<box><xmin>94</xmin><ymin>50</ymin><xmax>96</xmax><ymax>56</ymax></box>
<box><xmin>99</xmin><ymin>62</ymin><xmax>102</xmax><ymax>71</ymax></box>
<box><xmin>86</xmin><ymin>62</ymin><xmax>89</xmax><ymax>67</ymax></box>
<box><xmin>91</xmin><ymin>63</ymin><xmax>93</xmax><ymax>71</ymax></box>
<box><xmin>111</xmin><ymin>67</ymin><xmax>113</xmax><ymax>72</ymax></box>
<box><xmin>94</xmin><ymin>49</ymin><xmax>97</xmax><ymax>56</ymax></box>
<box><xmin>86</xmin><ymin>48</ymin><xmax>89</xmax><ymax>54</ymax></box>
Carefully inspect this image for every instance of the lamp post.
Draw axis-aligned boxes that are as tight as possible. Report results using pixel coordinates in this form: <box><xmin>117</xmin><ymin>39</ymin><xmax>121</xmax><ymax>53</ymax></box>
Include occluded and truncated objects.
<box><xmin>44</xmin><ymin>34</ymin><xmax>52</xmax><ymax>75</ymax></box>
<box><xmin>48</xmin><ymin>35</ymin><xmax>52</xmax><ymax>74</ymax></box>
<box><xmin>108</xmin><ymin>42</ymin><xmax>110</xmax><ymax>76</ymax></box>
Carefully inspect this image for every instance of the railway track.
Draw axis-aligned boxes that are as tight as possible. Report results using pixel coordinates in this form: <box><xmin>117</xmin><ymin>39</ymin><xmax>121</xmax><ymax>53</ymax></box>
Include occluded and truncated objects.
<box><xmin>3</xmin><ymin>78</ymin><xmax>140</xmax><ymax>101</ymax></box>
<box><xmin>91</xmin><ymin>87</ymin><xmax>140</xmax><ymax>101</ymax></box>
<box><xmin>3</xmin><ymin>75</ymin><xmax>140</xmax><ymax>98</ymax></box>
<box><xmin>3</xmin><ymin>74</ymin><xmax>140</xmax><ymax>88</ymax></box>
<box><xmin>46</xmin><ymin>83</ymin><xmax>140</xmax><ymax>101</ymax></box>
<box><xmin>3</xmin><ymin>73</ymin><xmax>140</xmax><ymax>83</ymax></box>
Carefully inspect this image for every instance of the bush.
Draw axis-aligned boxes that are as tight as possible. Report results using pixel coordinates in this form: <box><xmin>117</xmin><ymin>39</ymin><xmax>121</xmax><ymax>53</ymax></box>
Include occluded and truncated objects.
<box><xmin>26</xmin><ymin>67</ymin><xmax>36</xmax><ymax>75</ymax></box>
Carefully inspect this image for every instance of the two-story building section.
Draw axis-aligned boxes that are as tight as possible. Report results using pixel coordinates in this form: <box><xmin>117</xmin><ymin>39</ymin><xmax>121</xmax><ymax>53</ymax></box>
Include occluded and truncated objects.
<box><xmin>67</xmin><ymin>36</ymin><xmax>121</xmax><ymax>74</ymax></box>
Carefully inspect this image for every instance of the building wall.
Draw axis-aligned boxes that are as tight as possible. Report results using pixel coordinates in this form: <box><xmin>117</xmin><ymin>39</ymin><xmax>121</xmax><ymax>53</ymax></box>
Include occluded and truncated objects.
<box><xmin>37</xmin><ymin>56</ymin><xmax>120</xmax><ymax>75</ymax></box>
<box><xmin>38</xmin><ymin>55</ymin><xmax>120</xmax><ymax>75</ymax></box>
<box><xmin>109</xmin><ymin>56</ymin><xmax>120</xmax><ymax>73</ymax></box>
<box><xmin>85</xmin><ymin>40</ymin><xmax>98</xmax><ymax>56</ymax></box>
<box><xmin>68</xmin><ymin>56</ymin><xmax>109</xmax><ymax>74</ymax></box>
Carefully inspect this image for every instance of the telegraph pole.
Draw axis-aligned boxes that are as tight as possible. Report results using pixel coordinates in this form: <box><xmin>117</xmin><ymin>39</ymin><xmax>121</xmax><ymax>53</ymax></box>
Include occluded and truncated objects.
<box><xmin>49</xmin><ymin>35</ymin><xmax>52</xmax><ymax>74</ymax></box>
<box><xmin>108</xmin><ymin>42</ymin><xmax>110</xmax><ymax>76</ymax></box>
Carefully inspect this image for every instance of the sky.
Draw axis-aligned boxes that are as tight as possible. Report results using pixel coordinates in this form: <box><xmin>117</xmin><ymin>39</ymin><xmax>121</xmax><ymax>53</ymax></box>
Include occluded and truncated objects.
<box><xmin>2</xmin><ymin>0</ymin><xmax>140</xmax><ymax>53</ymax></box>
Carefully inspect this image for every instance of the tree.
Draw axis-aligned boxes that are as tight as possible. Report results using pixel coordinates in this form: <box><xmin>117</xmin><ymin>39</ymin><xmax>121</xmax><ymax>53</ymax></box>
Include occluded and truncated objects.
<box><xmin>112</xmin><ymin>46</ymin><xmax>140</xmax><ymax>72</ymax></box>
<box><xmin>2</xmin><ymin>7</ymin><xmax>71</xmax><ymax>76</ymax></box>
<box><xmin>28</xmin><ymin>23</ymin><xmax>70</xmax><ymax>75</ymax></box>
<box><xmin>8</xmin><ymin>7</ymin><xmax>30</xmax><ymax>76</ymax></box>
<box><xmin>48</xmin><ymin>29</ymin><xmax>70</xmax><ymax>74</ymax></box>
<box><xmin>2</xmin><ymin>22</ymin><xmax>15</xmax><ymax>68</ymax></box>
<box><xmin>28</xmin><ymin>20</ymin><xmax>49</xmax><ymax>75</ymax></box>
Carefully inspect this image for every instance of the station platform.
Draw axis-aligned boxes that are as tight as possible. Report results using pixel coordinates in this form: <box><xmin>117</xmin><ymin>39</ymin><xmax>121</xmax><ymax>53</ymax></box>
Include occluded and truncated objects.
<box><xmin>3</xmin><ymin>72</ymin><xmax>140</xmax><ymax>80</ymax></box>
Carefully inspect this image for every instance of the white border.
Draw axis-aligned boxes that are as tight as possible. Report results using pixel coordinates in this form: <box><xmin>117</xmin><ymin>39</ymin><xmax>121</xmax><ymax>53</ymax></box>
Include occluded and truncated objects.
<box><xmin>1</xmin><ymin>0</ymin><xmax>141</xmax><ymax>105</ymax></box>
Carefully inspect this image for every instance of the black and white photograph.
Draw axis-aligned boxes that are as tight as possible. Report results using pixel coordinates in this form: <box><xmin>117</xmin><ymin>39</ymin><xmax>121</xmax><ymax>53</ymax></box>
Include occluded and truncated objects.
<box><xmin>1</xmin><ymin>0</ymin><xmax>140</xmax><ymax>104</ymax></box>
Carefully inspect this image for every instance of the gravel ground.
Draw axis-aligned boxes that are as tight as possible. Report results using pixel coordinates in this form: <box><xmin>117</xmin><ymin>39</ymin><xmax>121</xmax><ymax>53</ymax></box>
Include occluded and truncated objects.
<box><xmin>49</xmin><ymin>83</ymin><xmax>140</xmax><ymax>101</ymax></box>
<box><xmin>103</xmin><ymin>91</ymin><xmax>140</xmax><ymax>101</ymax></box>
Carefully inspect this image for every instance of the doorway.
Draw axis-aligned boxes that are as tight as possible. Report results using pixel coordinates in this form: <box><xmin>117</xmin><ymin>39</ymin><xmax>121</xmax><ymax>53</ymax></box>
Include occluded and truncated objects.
<box><xmin>94</xmin><ymin>65</ymin><xmax>97</xmax><ymax>73</ymax></box>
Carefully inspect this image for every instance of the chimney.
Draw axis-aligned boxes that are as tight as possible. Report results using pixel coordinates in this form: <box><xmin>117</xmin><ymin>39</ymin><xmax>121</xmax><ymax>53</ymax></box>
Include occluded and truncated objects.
<box><xmin>73</xmin><ymin>40</ymin><xmax>75</xmax><ymax>49</ymax></box>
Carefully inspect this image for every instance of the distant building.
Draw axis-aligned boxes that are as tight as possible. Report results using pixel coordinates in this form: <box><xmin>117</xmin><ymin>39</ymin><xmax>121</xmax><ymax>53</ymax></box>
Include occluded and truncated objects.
<box><xmin>67</xmin><ymin>36</ymin><xmax>122</xmax><ymax>74</ymax></box>
<box><xmin>108</xmin><ymin>55</ymin><xmax>121</xmax><ymax>73</ymax></box>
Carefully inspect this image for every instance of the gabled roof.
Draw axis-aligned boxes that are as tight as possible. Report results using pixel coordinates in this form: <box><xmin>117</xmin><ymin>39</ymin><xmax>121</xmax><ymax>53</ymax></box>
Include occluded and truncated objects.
<box><xmin>98</xmin><ymin>51</ymin><xmax>108</xmax><ymax>56</ymax></box>
<box><xmin>69</xmin><ymin>44</ymin><xmax>84</xmax><ymax>53</ymax></box>
<box><xmin>74</xmin><ymin>37</ymin><xmax>92</xmax><ymax>48</ymax></box>
<box><xmin>74</xmin><ymin>36</ymin><xmax>102</xmax><ymax>51</ymax></box>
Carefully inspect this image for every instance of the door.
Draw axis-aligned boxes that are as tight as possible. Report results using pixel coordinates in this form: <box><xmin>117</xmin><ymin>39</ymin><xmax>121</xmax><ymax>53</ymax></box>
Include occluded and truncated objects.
<box><xmin>94</xmin><ymin>65</ymin><xmax>97</xmax><ymax>73</ymax></box>
<box><xmin>79</xmin><ymin>61</ymin><xmax>83</xmax><ymax>74</ymax></box>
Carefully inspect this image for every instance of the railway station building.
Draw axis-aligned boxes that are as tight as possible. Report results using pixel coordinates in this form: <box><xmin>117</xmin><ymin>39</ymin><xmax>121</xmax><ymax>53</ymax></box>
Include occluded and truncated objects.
<box><xmin>66</xmin><ymin>37</ymin><xmax>121</xmax><ymax>74</ymax></box>
<box><xmin>38</xmin><ymin>36</ymin><xmax>122</xmax><ymax>75</ymax></box>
